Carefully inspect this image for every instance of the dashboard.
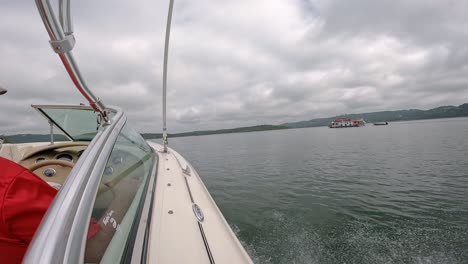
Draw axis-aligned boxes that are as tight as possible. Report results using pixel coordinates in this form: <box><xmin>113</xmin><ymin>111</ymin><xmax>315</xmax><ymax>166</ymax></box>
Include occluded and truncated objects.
<box><xmin>17</xmin><ymin>142</ymin><xmax>150</xmax><ymax>209</ymax></box>
<box><xmin>19</xmin><ymin>142</ymin><xmax>89</xmax><ymax>188</ymax></box>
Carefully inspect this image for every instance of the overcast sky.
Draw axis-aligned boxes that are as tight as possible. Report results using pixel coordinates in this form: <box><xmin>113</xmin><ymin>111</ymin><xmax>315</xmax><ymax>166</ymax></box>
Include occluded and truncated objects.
<box><xmin>1</xmin><ymin>0</ymin><xmax>468</xmax><ymax>134</ymax></box>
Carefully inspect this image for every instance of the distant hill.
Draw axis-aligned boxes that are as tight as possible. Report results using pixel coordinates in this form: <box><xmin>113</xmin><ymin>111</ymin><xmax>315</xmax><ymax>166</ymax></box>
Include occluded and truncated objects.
<box><xmin>142</xmin><ymin>125</ymin><xmax>288</xmax><ymax>139</ymax></box>
<box><xmin>1</xmin><ymin>125</ymin><xmax>288</xmax><ymax>143</ymax></box>
<box><xmin>0</xmin><ymin>134</ymin><xmax>68</xmax><ymax>143</ymax></box>
<box><xmin>283</xmin><ymin>103</ymin><xmax>468</xmax><ymax>128</ymax></box>
<box><xmin>2</xmin><ymin>104</ymin><xmax>467</xmax><ymax>143</ymax></box>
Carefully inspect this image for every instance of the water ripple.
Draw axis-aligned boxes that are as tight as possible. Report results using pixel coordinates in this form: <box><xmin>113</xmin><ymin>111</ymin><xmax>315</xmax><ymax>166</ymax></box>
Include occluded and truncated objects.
<box><xmin>169</xmin><ymin>118</ymin><xmax>468</xmax><ymax>264</ymax></box>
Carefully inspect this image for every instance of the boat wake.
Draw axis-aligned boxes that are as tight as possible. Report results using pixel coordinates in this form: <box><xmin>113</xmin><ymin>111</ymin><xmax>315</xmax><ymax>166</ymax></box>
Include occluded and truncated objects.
<box><xmin>232</xmin><ymin>210</ymin><xmax>463</xmax><ymax>264</ymax></box>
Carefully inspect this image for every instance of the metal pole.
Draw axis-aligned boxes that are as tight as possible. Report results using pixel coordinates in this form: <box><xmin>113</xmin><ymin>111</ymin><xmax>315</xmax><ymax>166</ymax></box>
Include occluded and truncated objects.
<box><xmin>162</xmin><ymin>0</ymin><xmax>174</xmax><ymax>153</ymax></box>
<box><xmin>59</xmin><ymin>0</ymin><xmax>73</xmax><ymax>35</ymax></box>
<box><xmin>0</xmin><ymin>86</ymin><xmax>7</xmax><ymax>150</ymax></box>
<box><xmin>35</xmin><ymin>0</ymin><xmax>109</xmax><ymax>124</ymax></box>
<box><xmin>49</xmin><ymin>120</ymin><xmax>54</xmax><ymax>145</ymax></box>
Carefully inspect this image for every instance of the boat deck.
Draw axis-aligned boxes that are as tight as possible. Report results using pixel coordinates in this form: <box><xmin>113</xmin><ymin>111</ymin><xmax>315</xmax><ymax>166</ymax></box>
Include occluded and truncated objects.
<box><xmin>147</xmin><ymin>142</ymin><xmax>252</xmax><ymax>263</ymax></box>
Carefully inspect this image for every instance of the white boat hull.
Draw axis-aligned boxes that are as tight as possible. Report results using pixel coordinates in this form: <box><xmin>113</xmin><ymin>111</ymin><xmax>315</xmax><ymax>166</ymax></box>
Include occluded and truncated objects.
<box><xmin>147</xmin><ymin>142</ymin><xmax>252</xmax><ymax>263</ymax></box>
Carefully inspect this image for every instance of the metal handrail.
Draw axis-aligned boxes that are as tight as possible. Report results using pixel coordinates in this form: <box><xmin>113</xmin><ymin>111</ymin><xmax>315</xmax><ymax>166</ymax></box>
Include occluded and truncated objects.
<box><xmin>65</xmin><ymin>115</ymin><xmax>126</xmax><ymax>263</ymax></box>
<box><xmin>23</xmin><ymin>106</ymin><xmax>124</xmax><ymax>263</ymax></box>
<box><xmin>34</xmin><ymin>0</ymin><xmax>109</xmax><ymax>123</ymax></box>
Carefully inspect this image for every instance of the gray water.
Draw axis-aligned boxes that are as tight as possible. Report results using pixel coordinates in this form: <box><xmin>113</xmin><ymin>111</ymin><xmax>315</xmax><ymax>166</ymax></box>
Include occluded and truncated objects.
<box><xmin>169</xmin><ymin>117</ymin><xmax>468</xmax><ymax>264</ymax></box>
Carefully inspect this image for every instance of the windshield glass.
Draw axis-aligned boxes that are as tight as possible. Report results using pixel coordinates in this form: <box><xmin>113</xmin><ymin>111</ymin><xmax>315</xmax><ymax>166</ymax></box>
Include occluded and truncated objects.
<box><xmin>38</xmin><ymin>107</ymin><xmax>100</xmax><ymax>141</ymax></box>
<box><xmin>84</xmin><ymin>124</ymin><xmax>155</xmax><ymax>263</ymax></box>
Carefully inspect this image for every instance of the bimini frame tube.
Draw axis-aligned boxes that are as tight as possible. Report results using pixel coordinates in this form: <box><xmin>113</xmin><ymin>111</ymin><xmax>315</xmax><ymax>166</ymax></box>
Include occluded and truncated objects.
<box><xmin>59</xmin><ymin>0</ymin><xmax>73</xmax><ymax>35</ymax></box>
<box><xmin>35</xmin><ymin>0</ymin><xmax>109</xmax><ymax>123</ymax></box>
<box><xmin>162</xmin><ymin>0</ymin><xmax>174</xmax><ymax>152</ymax></box>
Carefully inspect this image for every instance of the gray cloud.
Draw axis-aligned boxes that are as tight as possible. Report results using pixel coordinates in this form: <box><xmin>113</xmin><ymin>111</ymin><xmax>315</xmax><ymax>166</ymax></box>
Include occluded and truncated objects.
<box><xmin>1</xmin><ymin>0</ymin><xmax>468</xmax><ymax>135</ymax></box>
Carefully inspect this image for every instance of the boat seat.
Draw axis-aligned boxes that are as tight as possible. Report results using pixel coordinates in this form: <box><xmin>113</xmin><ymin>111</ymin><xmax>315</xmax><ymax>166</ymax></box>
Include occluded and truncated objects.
<box><xmin>0</xmin><ymin>144</ymin><xmax>23</xmax><ymax>161</ymax></box>
<box><xmin>0</xmin><ymin>144</ymin><xmax>38</xmax><ymax>162</ymax></box>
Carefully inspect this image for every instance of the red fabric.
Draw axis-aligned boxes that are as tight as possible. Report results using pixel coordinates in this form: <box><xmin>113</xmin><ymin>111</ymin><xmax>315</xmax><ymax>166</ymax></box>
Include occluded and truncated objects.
<box><xmin>87</xmin><ymin>218</ymin><xmax>101</xmax><ymax>240</ymax></box>
<box><xmin>0</xmin><ymin>157</ymin><xmax>58</xmax><ymax>264</ymax></box>
<box><xmin>0</xmin><ymin>157</ymin><xmax>101</xmax><ymax>264</ymax></box>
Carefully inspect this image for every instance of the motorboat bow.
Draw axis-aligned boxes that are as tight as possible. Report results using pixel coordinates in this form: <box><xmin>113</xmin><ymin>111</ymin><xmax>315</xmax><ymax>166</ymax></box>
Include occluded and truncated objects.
<box><xmin>373</xmin><ymin>122</ymin><xmax>389</xmax><ymax>126</ymax></box>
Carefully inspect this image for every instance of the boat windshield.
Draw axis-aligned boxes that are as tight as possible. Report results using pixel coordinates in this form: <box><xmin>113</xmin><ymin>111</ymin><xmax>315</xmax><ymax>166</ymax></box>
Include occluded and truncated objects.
<box><xmin>34</xmin><ymin>106</ymin><xmax>103</xmax><ymax>141</ymax></box>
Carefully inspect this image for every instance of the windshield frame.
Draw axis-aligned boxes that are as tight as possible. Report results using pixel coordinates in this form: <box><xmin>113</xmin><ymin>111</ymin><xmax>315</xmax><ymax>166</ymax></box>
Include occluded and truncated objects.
<box><xmin>32</xmin><ymin>104</ymin><xmax>116</xmax><ymax>141</ymax></box>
